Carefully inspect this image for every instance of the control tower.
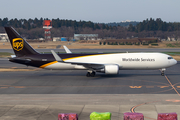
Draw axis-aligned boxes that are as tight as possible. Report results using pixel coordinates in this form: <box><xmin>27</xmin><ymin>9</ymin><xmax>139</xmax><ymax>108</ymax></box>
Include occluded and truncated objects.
<box><xmin>43</xmin><ymin>20</ymin><xmax>52</xmax><ymax>41</ymax></box>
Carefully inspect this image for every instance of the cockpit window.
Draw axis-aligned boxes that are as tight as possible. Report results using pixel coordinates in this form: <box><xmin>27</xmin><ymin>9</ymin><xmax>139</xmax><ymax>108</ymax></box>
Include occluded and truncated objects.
<box><xmin>168</xmin><ymin>57</ymin><xmax>173</xmax><ymax>59</ymax></box>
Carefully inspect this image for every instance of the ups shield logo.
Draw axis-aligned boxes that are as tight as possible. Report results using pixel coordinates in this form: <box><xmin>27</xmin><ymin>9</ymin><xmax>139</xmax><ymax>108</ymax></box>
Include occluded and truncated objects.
<box><xmin>13</xmin><ymin>38</ymin><xmax>24</xmax><ymax>51</ymax></box>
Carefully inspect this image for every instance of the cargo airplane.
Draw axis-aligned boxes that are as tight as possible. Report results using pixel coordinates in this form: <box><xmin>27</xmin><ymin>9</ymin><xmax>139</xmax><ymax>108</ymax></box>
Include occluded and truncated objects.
<box><xmin>5</xmin><ymin>27</ymin><xmax>177</xmax><ymax>77</ymax></box>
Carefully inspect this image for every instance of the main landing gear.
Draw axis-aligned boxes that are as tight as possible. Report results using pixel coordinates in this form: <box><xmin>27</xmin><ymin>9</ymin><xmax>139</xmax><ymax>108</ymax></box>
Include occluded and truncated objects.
<box><xmin>86</xmin><ymin>71</ymin><xmax>96</xmax><ymax>77</ymax></box>
<box><xmin>161</xmin><ymin>68</ymin><xmax>166</xmax><ymax>76</ymax></box>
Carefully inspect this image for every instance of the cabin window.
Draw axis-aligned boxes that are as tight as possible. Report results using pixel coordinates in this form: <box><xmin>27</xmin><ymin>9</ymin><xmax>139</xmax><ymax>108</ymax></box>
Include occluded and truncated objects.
<box><xmin>168</xmin><ymin>57</ymin><xmax>173</xmax><ymax>59</ymax></box>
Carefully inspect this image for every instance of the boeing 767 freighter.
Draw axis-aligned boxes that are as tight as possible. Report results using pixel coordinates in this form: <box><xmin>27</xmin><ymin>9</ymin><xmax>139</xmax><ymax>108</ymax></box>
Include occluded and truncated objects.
<box><xmin>5</xmin><ymin>27</ymin><xmax>177</xmax><ymax>77</ymax></box>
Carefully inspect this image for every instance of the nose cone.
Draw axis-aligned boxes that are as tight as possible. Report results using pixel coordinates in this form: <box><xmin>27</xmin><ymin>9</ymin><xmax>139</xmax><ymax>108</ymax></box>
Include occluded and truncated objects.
<box><xmin>173</xmin><ymin>59</ymin><xmax>177</xmax><ymax>65</ymax></box>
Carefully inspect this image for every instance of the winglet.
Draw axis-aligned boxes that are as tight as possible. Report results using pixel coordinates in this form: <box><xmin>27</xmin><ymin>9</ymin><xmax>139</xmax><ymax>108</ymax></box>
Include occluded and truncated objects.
<box><xmin>51</xmin><ymin>50</ymin><xmax>63</xmax><ymax>62</ymax></box>
<box><xmin>63</xmin><ymin>45</ymin><xmax>72</xmax><ymax>53</ymax></box>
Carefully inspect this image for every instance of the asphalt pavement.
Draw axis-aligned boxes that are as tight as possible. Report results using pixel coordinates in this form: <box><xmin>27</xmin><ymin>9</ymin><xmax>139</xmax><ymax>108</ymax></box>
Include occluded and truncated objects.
<box><xmin>0</xmin><ymin>51</ymin><xmax>180</xmax><ymax>119</ymax></box>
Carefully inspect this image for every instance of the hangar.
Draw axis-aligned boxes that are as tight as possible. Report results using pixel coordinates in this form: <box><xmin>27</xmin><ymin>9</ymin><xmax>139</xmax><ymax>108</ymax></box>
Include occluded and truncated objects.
<box><xmin>74</xmin><ymin>34</ymin><xmax>98</xmax><ymax>40</ymax></box>
<box><xmin>0</xmin><ymin>33</ymin><xmax>8</xmax><ymax>42</ymax></box>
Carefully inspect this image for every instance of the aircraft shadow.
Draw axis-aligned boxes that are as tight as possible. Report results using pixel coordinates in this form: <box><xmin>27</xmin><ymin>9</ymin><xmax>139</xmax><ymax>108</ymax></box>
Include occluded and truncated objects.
<box><xmin>38</xmin><ymin>72</ymin><xmax>180</xmax><ymax>78</ymax></box>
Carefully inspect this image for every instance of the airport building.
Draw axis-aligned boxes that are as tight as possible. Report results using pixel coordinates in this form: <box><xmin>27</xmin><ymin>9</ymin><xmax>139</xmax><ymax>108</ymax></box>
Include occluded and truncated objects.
<box><xmin>100</xmin><ymin>38</ymin><xmax>158</xmax><ymax>45</ymax></box>
<box><xmin>0</xmin><ymin>33</ymin><xmax>9</xmax><ymax>42</ymax></box>
<box><xmin>53</xmin><ymin>37</ymin><xmax>75</xmax><ymax>42</ymax></box>
<box><xmin>74</xmin><ymin>34</ymin><xmax>98</xmax><ymax>40</ymax></box>
<box><xmin>53</xmin><ymin>37</ymin><xmax>61</xmax><ymax>42</ymax></box>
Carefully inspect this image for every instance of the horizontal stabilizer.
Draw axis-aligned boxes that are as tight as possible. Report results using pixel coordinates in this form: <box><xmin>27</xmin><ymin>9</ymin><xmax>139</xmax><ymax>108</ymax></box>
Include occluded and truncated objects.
<box><xmin>11</xmin><ymin>55</ymin><xmax>16</xmax><ymax>58</ymax></box>
<box><xmin>63</xmin><ymin>45</ymin><xmax>72</xmax><ymax>53</ymax></box>
<box><xmin>9</xmin><ymin>57</ymin><xmax>31</xmax><ymax>64</ymax></box>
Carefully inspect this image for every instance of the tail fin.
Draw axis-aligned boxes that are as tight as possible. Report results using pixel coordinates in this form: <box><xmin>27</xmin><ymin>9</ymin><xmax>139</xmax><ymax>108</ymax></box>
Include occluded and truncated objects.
<box><xmin>4</xmin><ymin>27</ymin><xmax>39</xmax><ymax>57</ymax></box>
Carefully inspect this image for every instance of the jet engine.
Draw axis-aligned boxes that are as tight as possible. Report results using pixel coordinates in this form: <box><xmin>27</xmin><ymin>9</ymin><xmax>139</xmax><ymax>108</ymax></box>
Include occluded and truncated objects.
<box><xmin>97</xmin><ymin>64</ymin><xmax>119</xmax><ymax>74</ymax></box>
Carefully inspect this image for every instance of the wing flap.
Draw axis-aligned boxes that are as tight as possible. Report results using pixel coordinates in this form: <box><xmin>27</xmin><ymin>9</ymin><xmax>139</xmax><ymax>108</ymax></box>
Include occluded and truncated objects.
<box><xmin>71</xmin><ymin>62</ymin><xmax>104</xmax><ymax>70</ymax></box>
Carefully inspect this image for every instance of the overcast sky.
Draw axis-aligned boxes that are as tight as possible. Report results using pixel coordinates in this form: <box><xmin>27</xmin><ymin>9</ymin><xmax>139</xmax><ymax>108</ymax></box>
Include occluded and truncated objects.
<box><xmin>1</xmin><ymin>0</ymin><xmax>179</xmax><ymax>23</ymax></box>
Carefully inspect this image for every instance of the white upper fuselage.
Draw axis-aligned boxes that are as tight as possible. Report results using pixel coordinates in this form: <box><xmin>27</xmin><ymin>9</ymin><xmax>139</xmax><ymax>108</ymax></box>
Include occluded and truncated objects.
<box><xmin>44</xmin><ymin>53</ymin><xmax>177</xmax><ymax>70</ymax></box>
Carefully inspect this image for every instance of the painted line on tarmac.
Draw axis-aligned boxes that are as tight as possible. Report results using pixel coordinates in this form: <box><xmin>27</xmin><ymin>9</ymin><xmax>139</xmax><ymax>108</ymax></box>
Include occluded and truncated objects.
<box><xmin>0</xmin><ymin>68</ymin><xmax>41</xmax><ymax>72</ymax></box>
<box><xmin>0</xmin><ymin>85</ymin><xmax>176</xmax><ymax>89</ymax></box>
<box><xmin>130</xmin><ymin>101</ymin><xmax>158</xmax><ymax>120</ymax></box>
<box><xmin>165</xmin><ymin>75</ymin><xmax>180</xmax><ymax>96</ymax></box>
<box><xmin>159</xmin><ymin>69</ymin><xmax>180</xmax><ymax>96</ymax></box>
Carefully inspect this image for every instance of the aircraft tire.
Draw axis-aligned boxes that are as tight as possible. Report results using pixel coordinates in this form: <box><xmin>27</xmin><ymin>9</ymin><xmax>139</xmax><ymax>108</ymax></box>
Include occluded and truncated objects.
<box><xmin>90</xmin><ymin>71</ymin><xmax>96</xmax><ymax>77</ymax></box>
<box><xmin>86</xmin><ymin>72</ymin><xmax>91</xmax><ymax>77</ymax></box>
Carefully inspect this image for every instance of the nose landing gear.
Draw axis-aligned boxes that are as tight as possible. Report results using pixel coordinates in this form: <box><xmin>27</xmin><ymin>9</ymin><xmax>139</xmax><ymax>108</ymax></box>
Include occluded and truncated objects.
<box><xmin>161</xmin><ymin>68</ymin><xmax>166</xmax><ymax>76</ymax></box>
<box><xmin>161</xmin><ymin>72</ymin><xmax>164</xmax><ymax>76</ymax></box>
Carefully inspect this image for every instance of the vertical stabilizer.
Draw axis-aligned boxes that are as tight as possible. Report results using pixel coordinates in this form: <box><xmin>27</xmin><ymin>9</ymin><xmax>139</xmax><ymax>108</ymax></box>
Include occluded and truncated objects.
<box><xmin>4</xmin><ymin>27</ymin><xmax>39</xmax><ymax>57</ymax></box>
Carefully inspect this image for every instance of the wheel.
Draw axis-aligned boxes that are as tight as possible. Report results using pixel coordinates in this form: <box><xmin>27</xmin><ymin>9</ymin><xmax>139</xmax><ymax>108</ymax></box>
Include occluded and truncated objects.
<box><xmin>161</xmin><ymin>68</ymin><xmax>166</xmax><ymax>76</ymax></box>
<box><xmin>90</xmin><ymin>71</ymin><xmax>96</xmax><ymax>77</ymax></box>
<box><xmin>161</xmin><ymin>73</ymin><xmax>164</xmax><ymax>76</ymax></box>
<box><xmin>86</xmin><ymin>72</ymin><xmax>91</xmax><ymax>77</ymax></box>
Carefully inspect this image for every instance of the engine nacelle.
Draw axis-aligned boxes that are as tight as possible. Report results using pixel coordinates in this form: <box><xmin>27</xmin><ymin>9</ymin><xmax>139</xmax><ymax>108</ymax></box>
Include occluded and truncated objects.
<box><xmin>104</xmin><ymin>64</ymin><xmax>119</xmax><ymax>74</ymax></box>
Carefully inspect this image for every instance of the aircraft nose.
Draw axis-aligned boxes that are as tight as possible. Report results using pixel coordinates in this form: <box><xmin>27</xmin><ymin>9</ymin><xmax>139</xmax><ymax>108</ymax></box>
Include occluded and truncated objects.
<box><xmin>173</xmin><ymin>59</ymin><xmax>177</xmax><ymax>65</ymax></box>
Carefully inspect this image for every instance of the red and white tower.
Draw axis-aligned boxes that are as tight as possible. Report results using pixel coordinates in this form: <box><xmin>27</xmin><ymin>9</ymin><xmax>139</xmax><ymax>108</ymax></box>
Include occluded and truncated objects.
<box><xmin>43</xmin><ymin>20</ymin><xmax>52</xmax><ymax>41</ymax></box>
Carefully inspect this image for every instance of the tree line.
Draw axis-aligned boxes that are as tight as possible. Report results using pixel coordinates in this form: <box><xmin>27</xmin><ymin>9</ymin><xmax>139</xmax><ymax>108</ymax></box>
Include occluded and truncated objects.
<box><xmin>128</xmin><ymin>18</ymin><xmax>180</xmax><ymax>32</ymax></box>
<box><xmin>1</xmin><ymin>17</ymin><xmax>180</xmax><ymax>32</ymax></box>
<box><xmin>0</xmin><ymin>18</ymin><xmax>111</xmax><ymax>30</ymax></box>
<box><xmin>0</xmin><ymin>18</ymin><xmax>179</xmax><ymax>39</ymax></box>
<box><xmin>107</xmin><ymin>21</ymin><xmax>139</xmax><ymax>27</ymax></box>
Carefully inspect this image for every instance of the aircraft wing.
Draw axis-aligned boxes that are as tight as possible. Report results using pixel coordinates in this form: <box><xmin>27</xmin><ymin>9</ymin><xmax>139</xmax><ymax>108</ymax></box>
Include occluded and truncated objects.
<box><xmin>70</xmin><ymin>62</ymin><xmax>122</xmax><ymax>71</ymax></box>
<box><xmin>70</xmin><ymin>62</ymin><xmax>105</xmax><ymax>70</ymax></box>
<box><xmin>51</xmin><ymin>50</ymin><xmax>108</xmax><ymax>70</ymax></box>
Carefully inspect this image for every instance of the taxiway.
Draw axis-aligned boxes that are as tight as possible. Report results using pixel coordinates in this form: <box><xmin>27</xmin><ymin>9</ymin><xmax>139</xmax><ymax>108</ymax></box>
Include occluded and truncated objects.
<box><xmin>0</xmin><ymin>59</ymin><xmax>180</xmax><ymax>94</ymax></box>
<box><xmin>0</xmin><ymin>51</ymin><xmax>180</xmax><ymax>119</ymax></box>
